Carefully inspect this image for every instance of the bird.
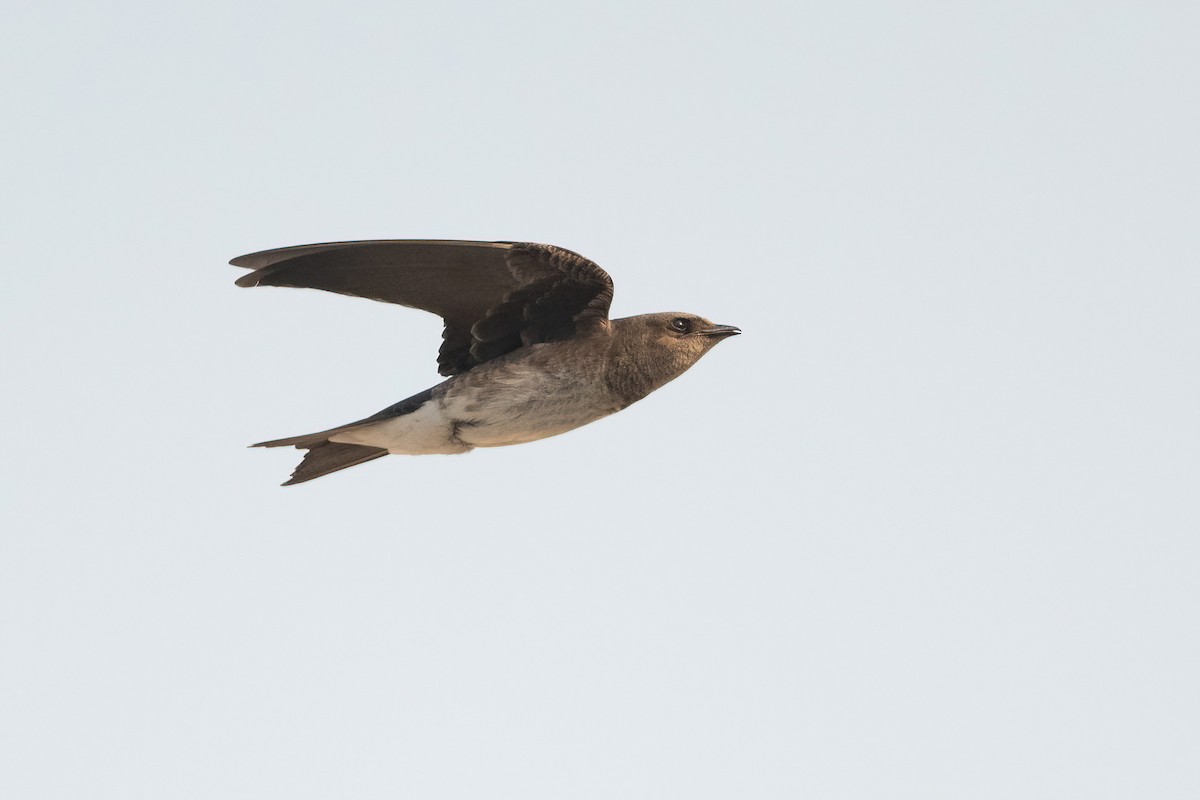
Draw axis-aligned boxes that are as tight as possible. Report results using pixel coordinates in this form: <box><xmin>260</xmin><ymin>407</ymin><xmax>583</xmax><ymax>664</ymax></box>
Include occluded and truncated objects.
<box><xmin>231</xmin><ymin>240</ymin><xmax>740</xmax><ymax>485</ymax></box>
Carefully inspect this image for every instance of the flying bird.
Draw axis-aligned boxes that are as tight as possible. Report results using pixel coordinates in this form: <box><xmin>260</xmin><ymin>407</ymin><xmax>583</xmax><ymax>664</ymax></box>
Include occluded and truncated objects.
<box><xmin>231</xmin><ymin>240</ymin><xmax>740</xmax><ymax>485</ymax></box>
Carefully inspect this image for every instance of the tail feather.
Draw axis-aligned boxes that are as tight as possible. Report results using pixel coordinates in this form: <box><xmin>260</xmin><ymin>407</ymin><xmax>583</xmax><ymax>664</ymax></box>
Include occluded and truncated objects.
<box><xmin>251</xmin><ymin>420</ymin><xmax>377</xmax><ymax>450</ymax></box>
<box><xmin>279</xmin><ymin>441</ymin><xmax>388</xmax><ymax>486</ymax></box>
<box><xmin>251</xmin><ymin>386</ymin><xmax>438</xmax><ymax>451</ymax></box>
<box><xmin>250</xmin><ymin>386</ymin><xmax>438</xmax><ymax>485</ymax></box>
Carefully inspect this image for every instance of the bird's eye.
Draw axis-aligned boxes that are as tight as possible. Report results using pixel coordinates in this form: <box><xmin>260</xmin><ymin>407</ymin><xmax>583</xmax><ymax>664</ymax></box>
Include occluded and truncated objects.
<box><xmin>670</xmin><ymin>317</ymin><xmax>692</xmax><ymax>333</ymax></box>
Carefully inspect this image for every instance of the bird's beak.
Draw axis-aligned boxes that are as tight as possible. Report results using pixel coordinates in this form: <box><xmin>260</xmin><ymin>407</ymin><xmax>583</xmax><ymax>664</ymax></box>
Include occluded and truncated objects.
<box><xmin>699</xmin><ymin>324</ymin><xmax>741</xmax><ymax>339</ymax></box>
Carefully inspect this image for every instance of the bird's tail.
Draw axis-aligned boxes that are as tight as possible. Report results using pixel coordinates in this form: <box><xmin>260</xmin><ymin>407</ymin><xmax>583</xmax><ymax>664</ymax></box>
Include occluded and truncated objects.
<box><xmin>252</xmin><ymin>425</ymin><xmax>388</xmax><ymax>486</ymax></box>
<box><xmin>249</xmin><ymin>386</ymin><xmax>438</xmax><ymax>485</ymax></box>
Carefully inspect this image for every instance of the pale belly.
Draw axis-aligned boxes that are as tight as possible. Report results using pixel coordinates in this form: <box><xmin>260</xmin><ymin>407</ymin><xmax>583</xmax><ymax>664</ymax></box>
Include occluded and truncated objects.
<box><xmin>452</xmin><ymin>402</ymin><xmax>613</xmax><ymax>448</ymax></box>
<box><xmin>447</xmin><ymin>368</ymin><xmax>618</xmax><ymax>448</ymax></box>
<box><xmin>330</xmin><ymin>359</ymin><xmax>619</xmax><ymax>454</ymax></box>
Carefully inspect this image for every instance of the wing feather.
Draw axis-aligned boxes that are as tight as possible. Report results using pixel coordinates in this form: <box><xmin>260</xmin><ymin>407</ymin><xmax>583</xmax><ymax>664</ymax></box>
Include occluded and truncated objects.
<box><xmin>230</xmin><ymin>240</ymin><xmax>614</xmax><ymax>375</ymax></box>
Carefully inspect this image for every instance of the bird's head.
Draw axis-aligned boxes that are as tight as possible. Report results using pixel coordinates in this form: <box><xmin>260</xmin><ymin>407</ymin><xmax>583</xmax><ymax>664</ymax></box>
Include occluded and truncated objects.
<box><xmin>608</xmin><ymin>312</ymin><xmax>741</xmax><ymax>401</ymax></box>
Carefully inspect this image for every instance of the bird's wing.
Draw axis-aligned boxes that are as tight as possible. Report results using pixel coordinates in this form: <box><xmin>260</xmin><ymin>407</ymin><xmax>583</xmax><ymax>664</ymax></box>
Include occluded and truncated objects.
<box><xmin>230</xmin><ymin>240</ymin><xmax>614</xmax><ymax>376</ymax></box>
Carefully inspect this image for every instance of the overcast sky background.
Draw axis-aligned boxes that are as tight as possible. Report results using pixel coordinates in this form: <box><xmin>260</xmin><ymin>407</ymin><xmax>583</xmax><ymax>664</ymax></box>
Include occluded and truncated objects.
<box><xmin>2</xmin><ymin>1</ymin><xmax>1198</xmax><ymax>798</ymax></box>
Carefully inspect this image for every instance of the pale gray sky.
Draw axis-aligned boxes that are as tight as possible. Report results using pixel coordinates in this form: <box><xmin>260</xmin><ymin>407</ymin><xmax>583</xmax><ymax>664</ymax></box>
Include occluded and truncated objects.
<box><xmin>2</xmin><ymin>1</ymin><xmax>1198</xmax><ymax>798</ymax></box>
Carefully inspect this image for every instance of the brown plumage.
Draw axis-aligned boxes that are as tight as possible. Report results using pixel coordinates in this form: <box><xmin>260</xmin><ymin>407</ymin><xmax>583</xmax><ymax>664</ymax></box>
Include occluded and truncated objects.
<box><xmin>231</xmin><ymin>240</ymin><xmax>739</xmax><ymax>485</ymax></box>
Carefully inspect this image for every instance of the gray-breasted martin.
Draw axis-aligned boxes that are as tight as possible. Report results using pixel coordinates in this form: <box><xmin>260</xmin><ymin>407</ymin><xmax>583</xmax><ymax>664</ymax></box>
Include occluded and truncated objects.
<box><xmin>231</xmin><ymin>240</ymin><xmax>740</xmax><ymax>485</ymax></box>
